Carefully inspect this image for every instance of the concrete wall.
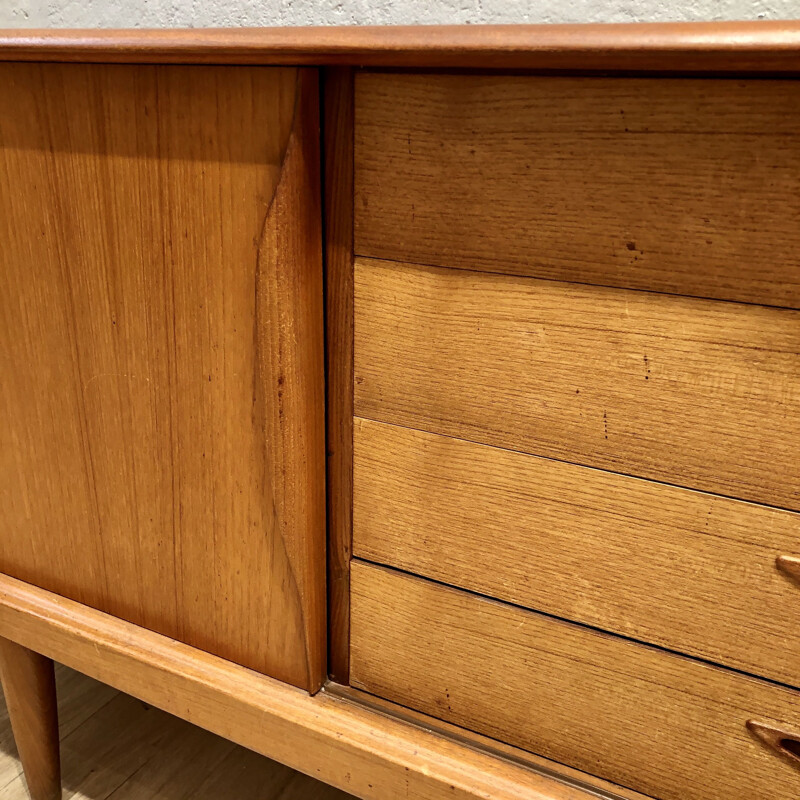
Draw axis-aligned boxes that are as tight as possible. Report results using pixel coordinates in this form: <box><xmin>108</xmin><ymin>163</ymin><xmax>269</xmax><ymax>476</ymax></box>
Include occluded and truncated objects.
<box><xmin>2</xmin><ymin>0</ymin><xmax>798</xmax><ymax>29</ymax></box>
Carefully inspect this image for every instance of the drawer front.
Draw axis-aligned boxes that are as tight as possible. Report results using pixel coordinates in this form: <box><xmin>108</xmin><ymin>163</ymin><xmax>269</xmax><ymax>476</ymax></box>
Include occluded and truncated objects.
<box><xmin>353</xmin><ymin>418</ymin><xmax>800</xmax><ymax>686</ymax></box>
<box><xmin>355</xmin><ymin>73</ymin><xmax>800</xmax><ymax>308</ymax></box>
<box><xmin>350</xmin><ymin>561</ymin><xmax>800</xmax><ymax>800</ymax></box>
<box><xmin>354</xmin><ymin>257</ymin><xmax>800</xmax><ymax>511</ymax></box>
<box><xmin>350</xmin><ymin>70</ymin><xmax>800</xmax><ymax>797</ymax></box>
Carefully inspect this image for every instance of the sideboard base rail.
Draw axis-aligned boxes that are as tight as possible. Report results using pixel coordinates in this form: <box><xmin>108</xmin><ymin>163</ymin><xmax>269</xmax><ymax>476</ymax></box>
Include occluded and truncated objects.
<box><xmin>0</xmin><ymin>571</ymin><xmax>604</xmax><ymax>800</ymax></box>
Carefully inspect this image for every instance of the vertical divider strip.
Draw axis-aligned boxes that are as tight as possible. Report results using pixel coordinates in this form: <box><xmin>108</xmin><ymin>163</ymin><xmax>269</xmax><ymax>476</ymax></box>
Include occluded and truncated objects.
<box><xmin>322</xmin><ymin>66</ymin><xmax>355</xmax><ymax>683</ymax></box>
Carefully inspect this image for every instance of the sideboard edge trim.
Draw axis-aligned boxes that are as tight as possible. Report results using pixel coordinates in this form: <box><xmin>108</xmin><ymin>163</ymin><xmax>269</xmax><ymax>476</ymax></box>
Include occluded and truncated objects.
<box><xmin>1</xmin><ymin>22</ymin><xmax>800</xmax><ymax>71</ymax></box>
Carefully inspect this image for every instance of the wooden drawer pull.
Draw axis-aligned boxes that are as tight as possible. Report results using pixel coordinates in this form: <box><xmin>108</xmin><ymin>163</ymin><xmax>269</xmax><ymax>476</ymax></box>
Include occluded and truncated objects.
<box><xmin>776</xmin><ymin>555</ymin><xmax>800</xmax><ymax>585</ymax></box>
<box><xmin>747</xmin><ymin>720</ymin><xmax>800</xmax><ymax>769</ymax></box>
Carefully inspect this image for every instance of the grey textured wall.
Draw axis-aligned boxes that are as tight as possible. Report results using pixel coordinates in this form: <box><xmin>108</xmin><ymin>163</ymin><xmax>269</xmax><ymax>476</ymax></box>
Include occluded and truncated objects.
<box><xmin>2</xmin><ymin>0</ymin><xmax>799</xmax><ymax>28</ymax></box>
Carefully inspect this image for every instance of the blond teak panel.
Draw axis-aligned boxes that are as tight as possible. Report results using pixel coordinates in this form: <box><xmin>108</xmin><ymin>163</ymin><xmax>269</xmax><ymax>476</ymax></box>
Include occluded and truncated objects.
<box><xmin>354</xmin><ymin>258</ymin><xmax>800</xmax><ymax>510</ymax></box>
<box><xmin>353</xmin><ymin>418</ymin><xmax>800</xmax><ymax>686</ymax></box>
<box><xmin>354</xmin><ymin>73</ymin><xmax>800</xmax><ymax>308</ymax></box>
<box><xmin>350</xmin><ymin>561</ymin><xmax>800</xmax><ymax>800</ymax></box>
<box><xmin>0</xmin><ymin>63</ymin><xmax>325</xmax><ymax>689</ymax></box>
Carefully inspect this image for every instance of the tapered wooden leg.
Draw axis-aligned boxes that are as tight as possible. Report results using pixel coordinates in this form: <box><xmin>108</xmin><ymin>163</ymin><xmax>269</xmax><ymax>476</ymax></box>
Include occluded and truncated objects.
<box><xmin>0</xmin><ymin>637</ymin><xmax>61</xmax><ymax>800</ymax></box>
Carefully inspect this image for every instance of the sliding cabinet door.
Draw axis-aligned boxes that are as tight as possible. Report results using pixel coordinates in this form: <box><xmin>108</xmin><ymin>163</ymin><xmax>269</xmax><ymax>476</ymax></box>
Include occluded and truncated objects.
<box><xmin>0</xmin><ymin>63</ymin><xmax>325</xmax><ymax>690</ymax></box>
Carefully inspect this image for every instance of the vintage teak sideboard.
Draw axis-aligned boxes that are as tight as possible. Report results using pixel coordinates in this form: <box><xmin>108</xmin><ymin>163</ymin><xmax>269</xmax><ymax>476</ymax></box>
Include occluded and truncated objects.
<box><xmin>1</xmin><ymin>22</ymin><xmax>799</xmax><ymax>800</ymax></box>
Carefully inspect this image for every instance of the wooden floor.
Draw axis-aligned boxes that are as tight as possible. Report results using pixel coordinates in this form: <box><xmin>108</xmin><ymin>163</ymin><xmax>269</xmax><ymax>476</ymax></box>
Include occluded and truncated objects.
<box><xmin>0</xmin><ymin>664</ymin><xmax>354</xmax><ymax>800</ymax></box>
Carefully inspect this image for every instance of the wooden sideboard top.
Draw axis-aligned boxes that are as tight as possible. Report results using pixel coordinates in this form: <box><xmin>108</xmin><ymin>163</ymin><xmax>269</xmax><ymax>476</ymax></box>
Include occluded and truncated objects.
<box><xmin>0</xmin><ymin>22</ymin><xmax>800</xmax><ymax>71</ymax></box>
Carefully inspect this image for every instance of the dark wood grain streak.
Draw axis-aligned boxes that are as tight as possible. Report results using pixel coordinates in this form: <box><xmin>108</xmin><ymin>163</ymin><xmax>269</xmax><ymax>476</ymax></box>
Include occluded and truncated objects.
<box><xmin>1</xmin><ymin>22</ymin><xmax>800</xmax><ymax>71</ymax></box>
<box><xmin>323</xmin><ymin>67</ymin><xmax>355</xmax><ymax>684</ymax></box>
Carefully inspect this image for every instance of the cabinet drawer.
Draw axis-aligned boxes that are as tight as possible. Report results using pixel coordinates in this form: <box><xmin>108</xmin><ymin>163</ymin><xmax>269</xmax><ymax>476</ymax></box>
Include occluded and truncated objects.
<box><xmin>354</xmin><ymin>73</ymin><xmax>800</xmax><ymax>308</ymax></box>
<box><xmin>354</xmin><ymin>257</ymin><xmax>800</xmax><ymax>510</ymax></box>
<box><xmin>348</xmin><ymin>67</ymin><xmax>800</xmax><ymax>800</ymax></box>
<box><xmin>353</xmin><ymin>417</ymin><xmax>800</xmax><ymax>686</ymax></box>
<box><xmin>350</xmin><ymin>561</ymin><xmax>800</xmax><ymax>800</ymax></box>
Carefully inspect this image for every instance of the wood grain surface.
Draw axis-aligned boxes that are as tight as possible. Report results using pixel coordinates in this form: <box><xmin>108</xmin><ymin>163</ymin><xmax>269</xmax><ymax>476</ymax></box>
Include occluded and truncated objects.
<box><xmin>355</xmin><ymin>73</ymin><xmax>800</xmax><ymax>308</ymax></box>
<box><xmin>0</xmin><ymin>638</ymin><xmax>60</xmax><ymax>800</ymax></box>
<box><xmin>0</xmin><ymin>573</ymin><xmax>610</xmax><ymax>800</ymax></box>
<box><xmin>1</xmin><ymin>23</ymin><xmax>800</xmax><ymax>71</ymax></box>
<box><xmin>353</xmin><ymin>418</ymin><xmax>800</xmax><ymax>686</ymax></box>
<box><xmin>350</xmin><ymin>561</ymin><xmax>800</xmax><ymax>800</ymax></box>
<box><xmin>0</xmin><ymin>63</ymin><xmax>325</xmax><ymax>689</ymax></box>
<box><xmin>354</xmin><ymin>258</ymin><xmax>800</xmax><ymax>510</ymax></box>
<box><xmin>323</xmin><ymin>67</ymin><xmax>355</xmax><ymax>684</ymax></box>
